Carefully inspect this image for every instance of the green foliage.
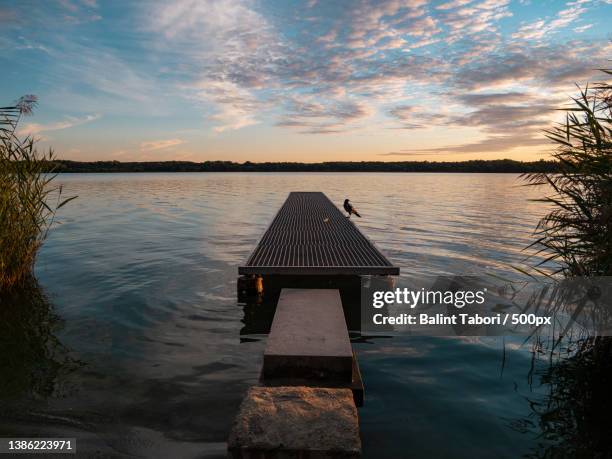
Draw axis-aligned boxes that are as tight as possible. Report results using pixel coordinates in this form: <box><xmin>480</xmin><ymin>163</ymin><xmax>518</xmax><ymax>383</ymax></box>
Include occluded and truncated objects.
<box><xmin>0</xmin><ymin>96</ymin><xmax>75</xmax><ymax>291</ymax></box>
<box><xmin>523</xmin><ymin>70</ymin><xmax>612</xmax><ymax>277</ymax></box>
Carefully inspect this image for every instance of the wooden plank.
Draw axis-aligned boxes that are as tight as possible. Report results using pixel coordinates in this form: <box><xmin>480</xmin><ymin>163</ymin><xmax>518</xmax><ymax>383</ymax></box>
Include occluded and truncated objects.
<box><xmin>239</xmin><ymin>265</ymin><xmax>398</xmax><ymax>275</ymax></box>
<box><xmin>263</xmin><ymin>289</ymin><xmax>353</xmax><ymax>383</ymax></box>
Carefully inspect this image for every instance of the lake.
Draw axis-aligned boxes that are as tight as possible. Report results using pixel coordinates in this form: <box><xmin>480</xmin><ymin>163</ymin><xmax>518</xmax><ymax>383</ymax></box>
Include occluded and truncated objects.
<box><xmin>1</xmin><ymin>173</ymin><xmax>558</xmax><ymax>458</ymax></box>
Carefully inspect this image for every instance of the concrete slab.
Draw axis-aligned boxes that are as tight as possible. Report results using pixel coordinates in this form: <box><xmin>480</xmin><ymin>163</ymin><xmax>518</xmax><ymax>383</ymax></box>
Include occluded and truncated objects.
<box><xmin>263</xmin><ymin>289</ymin><xmax>353</xmax><ymax>382</ymax></box>
<box><xmin>227</xmin><ymin>386</ymin><xmax>361</xmax><ymax>459</ymax></box>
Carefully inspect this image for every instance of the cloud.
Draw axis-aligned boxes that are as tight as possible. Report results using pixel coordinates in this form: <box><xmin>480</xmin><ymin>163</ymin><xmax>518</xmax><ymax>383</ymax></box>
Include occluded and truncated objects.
<box><xmin>388</xmin><ymin>105</ymin><xmax>418</xmax><ymax>120</ymax></box>
<box><xmin>574</xmin><ymin>23</ymin><xmax>593</xmax><ymax>33</ymax></box>
<box><xmin>452</xmin><ymin>103</ymin><xmax>553</xmax><ymax>133</ymax></box>
<box><xmin>6</xmin><ymin>0</ymin><xmax>608</xmax><ymax>162</ymax></box>
<box><xmin>276</xmin><ymin>97</ymin><xmax>373</xmax><ymax>134</ymax></box>
<box><xmin>192</xmin><ymin>79</ymin><xmax>263</xmax><ymax>132</ymax></box>
<box><xmin>58</xmin><ymin>0</ymin><xmax>80</xmax><ymax>13</ymax></box>
<box><xmin>436</xmin><ymin>0</ymin><xmax>474</xmax><ymax>10</ymax></box>
<box><xmin>512</xmin><ymin>0</ymin><xmax>590</xmax><ymax>40</ymax></box>
<box><xmin>451</xmin><ymin>91</ymin><xmax>554</xmax><ymax>132</ymax></box>
<box><xmin>147</xmin><ymin>0</ymin><xmax>446</xmax><ymax>134</ymax></box>
<box><xmin>144</xmin><ymin>0</ymin><xmax>603</xmax><ymax>142</ymax></box>
<box><xmin>386</xmin><ymin>86</ymin><xmax>565</xmax><ymax>155</ymax></box>
<box><xmin>456</xmin><ymin>92</ymin><xmax>534</xmax><ymax>105</ymax></box>
<box><xmin>398</xmin><ymin>16</ymin><xmax>441</xmax><ymax>37</ymax></box>
<box><xmin>435</xmin><ymin>0</ymin><xmax>512</xmax><ymax>42</ymax></box>
<box><xmin>409</xmin><ymin>88</ymin><xmax>558</xmax><ymax>154</ymax></box>
<box><xmin>383</xmin><ymin>134</ymin><xmax>551</xmax><ymax>156</ymax></box>
<box><xmin>140</xmin><ymin>139</ymin><xmax>185</xmax><ymax>151</ymax></box>
<box><xmin>387</xmin><ymin>104</ymin><xmax>447</xmax><ymax>129</ymax></box>
<box><xmin>452</xmin><ymin>42</ymin><xmax>609</xmax><ymax>91</ymax></box>
<box><xmin>58</xmin><ymin>0</ymin><xmax>102</xmax><ymax>23</ymax></box>
<box><xmin>60</xmin><ymin>0</ymin><xmax>99</xmax><ymax>10</ymax></box>
<box><xmin>18</xmin><ymin>114</ymin><xmax>100</xmax><ymax>136</ymax></box>
<box><xmin>73</xmin><ymin>49</ymin><xmax>155</xmax><ymax>103</ymax></box>
<box><xmin>148</xmin><ymin>0</ymin><xmax>279</xmax><ymax>131</ymax></box>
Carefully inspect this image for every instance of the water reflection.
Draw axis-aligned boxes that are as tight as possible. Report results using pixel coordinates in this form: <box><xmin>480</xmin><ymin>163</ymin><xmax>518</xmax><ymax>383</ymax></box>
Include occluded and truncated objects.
<box><xmin>509</xmin><ymin>337</ymin><xmax>612</xmax><ymax>458</ymax></box>
<box><xmin>239</xmin><ymin>275</ymin><xmax>364</xmax><ymax>336</ymax></box>
<box><xmin>24</xmin><ymin>173</ymin><xmax>574</xmax><ymax>457</ymax></box>
<box><xmin>0</xmin><ymin>279</ymin><xmax>251</xmax><ymax>458</ymax></box>
<box><xmin>520</xmin><ymin>277</ymin><xmax>612</xmax><ymax>456</ymax></box>
<box><xmin>0</xmin><ymin>280</ymin><xmax>78</xmax><ymax>400</ymax></box>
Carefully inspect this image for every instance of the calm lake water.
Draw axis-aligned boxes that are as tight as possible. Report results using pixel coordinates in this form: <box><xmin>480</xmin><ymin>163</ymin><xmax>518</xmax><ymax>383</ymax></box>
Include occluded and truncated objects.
<box><xmin>1</xmin><ymin>173</ymin><xmax>560</xmax><ymax>458</ymax></box>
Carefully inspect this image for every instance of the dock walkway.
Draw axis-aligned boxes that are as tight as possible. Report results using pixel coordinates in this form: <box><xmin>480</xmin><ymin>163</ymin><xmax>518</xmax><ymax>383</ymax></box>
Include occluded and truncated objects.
<box><xmin>263</xmin><ymin>289</ymin><xmax>353</xmax><ymax>382</ymax></box>
<box><xmin>230</xmin><ymin>192</ymin><xmax>400</xmax><ymax>457</ymax></box>
<box><xmin>239</xmin><ymin>192</ymin><xmax>399</xmax><ymax>276</ymax></box>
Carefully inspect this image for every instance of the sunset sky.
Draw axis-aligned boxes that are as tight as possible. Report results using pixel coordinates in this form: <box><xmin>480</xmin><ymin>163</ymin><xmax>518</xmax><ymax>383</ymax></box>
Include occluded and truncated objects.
<box><xmin>1</xmin><ymin>0</ymin><xmax>611</xmax><ymax>162</ymax></box>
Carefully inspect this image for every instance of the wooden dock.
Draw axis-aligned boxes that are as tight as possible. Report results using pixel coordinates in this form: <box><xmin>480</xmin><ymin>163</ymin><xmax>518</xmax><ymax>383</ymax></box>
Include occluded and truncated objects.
<box><xmin>229</xmin><ymin>192</ymin><xmax>399</xmax><ymax>458</ymax></box>
<box><xmin>239</xmin><ymin>192</ymin><xmax>399</xmax><ymax>276</ymax></box>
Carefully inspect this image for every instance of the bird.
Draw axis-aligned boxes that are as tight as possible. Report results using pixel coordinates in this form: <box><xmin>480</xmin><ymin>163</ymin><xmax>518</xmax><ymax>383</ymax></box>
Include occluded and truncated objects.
<box><xmin>343</xmin><ymin>199</ymin><xmax>361</xmax><ymax>218</ymax></box>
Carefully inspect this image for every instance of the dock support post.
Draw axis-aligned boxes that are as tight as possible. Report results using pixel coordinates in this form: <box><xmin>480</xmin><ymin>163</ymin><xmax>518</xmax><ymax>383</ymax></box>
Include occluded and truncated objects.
<box><xmin>237</xmin><ymin>275</ymin><xmax>263</xmax><ymax>301</ymax></box>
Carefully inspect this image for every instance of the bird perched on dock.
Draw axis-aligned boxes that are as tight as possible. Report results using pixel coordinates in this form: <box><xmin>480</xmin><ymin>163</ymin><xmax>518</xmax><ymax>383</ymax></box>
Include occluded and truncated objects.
<box><xmin>343</xmin><ymin>199</ymin><xmax>361</xmax><ymax>218</ymax></box>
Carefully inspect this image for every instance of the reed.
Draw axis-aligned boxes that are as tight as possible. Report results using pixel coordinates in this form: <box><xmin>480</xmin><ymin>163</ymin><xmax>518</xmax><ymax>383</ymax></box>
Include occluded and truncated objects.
<box><xmin>516</xmin><ymin>71</ymin><xmax>612</xmax><ymax>457</ymax></box>
<box><xmin>522</xmin><ymin>69</ymin><xmax>612</xmax><ymax>277</ymax></box>
<box><xmin>0</xmin><ymin>96</ymin><xmax>75</xmax><ymax>291</ymax></box>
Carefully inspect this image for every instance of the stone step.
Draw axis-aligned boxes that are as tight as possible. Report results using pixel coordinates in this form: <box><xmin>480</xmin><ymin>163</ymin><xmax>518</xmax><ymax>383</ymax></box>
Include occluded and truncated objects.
<box><xmin>228</xmin><ymin>386</ymin><xmax>361</xmax><ymax>459</ymax></box>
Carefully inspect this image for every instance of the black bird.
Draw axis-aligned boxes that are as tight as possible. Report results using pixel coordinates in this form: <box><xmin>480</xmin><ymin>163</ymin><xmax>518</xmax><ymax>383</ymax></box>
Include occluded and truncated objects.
<box><xmin>343</xmin><ymin>199</ymin><xmax>361</xmax><ymax>218</ymax></box>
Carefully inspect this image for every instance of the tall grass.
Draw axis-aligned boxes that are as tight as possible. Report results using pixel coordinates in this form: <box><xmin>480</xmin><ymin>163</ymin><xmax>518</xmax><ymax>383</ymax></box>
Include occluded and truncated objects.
<box><xmin>518</xmin><ymin>70</ymin><xmax>612</xmax><ymax>458</ymax></box>
<box><xmin>522</xmin><ymin>69</ymin><xmax>611</xmax><ymax>277</ymax></box>
<box><xmin>0</xmin><ymin>96</ymin><xmax>75</xmax><ymax>291</ymax></box>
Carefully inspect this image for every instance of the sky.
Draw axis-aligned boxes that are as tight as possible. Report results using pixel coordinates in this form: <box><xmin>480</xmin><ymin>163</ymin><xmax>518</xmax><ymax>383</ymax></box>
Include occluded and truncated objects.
<box><xmin>0</xmin><ymin>0</ymin><xmax>611</xmax><ymax>162</ymax></box>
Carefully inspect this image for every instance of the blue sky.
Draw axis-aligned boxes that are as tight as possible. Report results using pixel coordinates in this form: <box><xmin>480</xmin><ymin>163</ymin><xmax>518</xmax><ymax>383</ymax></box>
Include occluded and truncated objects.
<box><xmin>0</xmin><ymin>0</ymin><xmax>610</xmax><ymax>162</ymax></box>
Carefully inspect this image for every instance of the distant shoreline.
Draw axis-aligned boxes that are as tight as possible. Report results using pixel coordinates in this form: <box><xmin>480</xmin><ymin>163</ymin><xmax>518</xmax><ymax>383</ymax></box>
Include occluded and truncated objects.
<box><xmin>52</xmin><ymin>159</ymin><xmax>558</xmax><ymax>173</ymax></box>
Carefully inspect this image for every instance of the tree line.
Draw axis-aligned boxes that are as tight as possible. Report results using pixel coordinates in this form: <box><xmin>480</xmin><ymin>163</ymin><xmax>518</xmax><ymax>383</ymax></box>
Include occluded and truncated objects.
<box><xmin>50</xmin><ymin>159</ymin><xmax>559</xmax><ymax>173</ymax></box>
